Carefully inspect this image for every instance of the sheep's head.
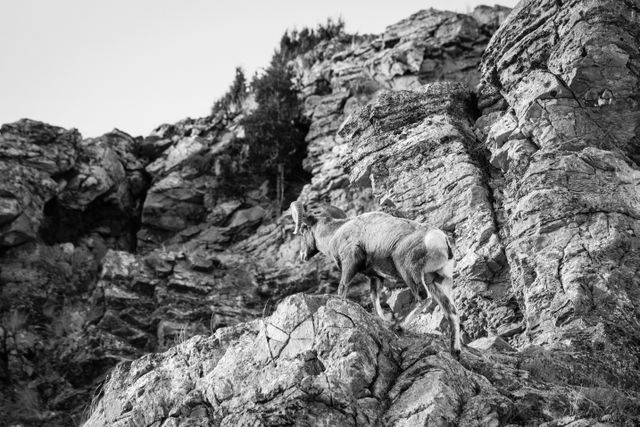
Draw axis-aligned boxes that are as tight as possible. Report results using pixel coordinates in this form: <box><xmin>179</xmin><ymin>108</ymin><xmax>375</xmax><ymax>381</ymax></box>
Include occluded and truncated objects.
<box><xmin>290</xmin><ymin>201</ymin><xmax>319</xmax><ymax>261</ymax></box>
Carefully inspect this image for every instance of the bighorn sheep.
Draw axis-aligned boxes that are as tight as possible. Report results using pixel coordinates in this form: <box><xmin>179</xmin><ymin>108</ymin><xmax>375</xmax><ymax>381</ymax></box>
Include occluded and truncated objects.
<box><xmin>290</xmin><ymin>201</ymin><xmax>461</xmax><ymax>356</ymax></box>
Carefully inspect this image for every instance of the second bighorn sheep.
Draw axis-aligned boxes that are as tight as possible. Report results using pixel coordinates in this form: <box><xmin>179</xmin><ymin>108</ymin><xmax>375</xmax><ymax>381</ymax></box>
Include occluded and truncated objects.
<box><xmin>290</xmin><ymin>201</ymin><xmax>462</xmax><ymax>356</ymax></box>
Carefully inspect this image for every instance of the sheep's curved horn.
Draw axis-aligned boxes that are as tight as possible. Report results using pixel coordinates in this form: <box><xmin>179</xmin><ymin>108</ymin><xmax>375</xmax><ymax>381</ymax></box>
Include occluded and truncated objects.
<box><xmin>290</xmin><ymin>201</ymin><xmax>305</xmax><ymax>234</ymax></box>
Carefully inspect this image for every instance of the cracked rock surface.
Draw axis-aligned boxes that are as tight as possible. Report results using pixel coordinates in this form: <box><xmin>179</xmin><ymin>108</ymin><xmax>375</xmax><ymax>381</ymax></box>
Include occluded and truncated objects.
<box><xmin>84</xmin><ymin>294</ymin><xmax>521</xmax><ymax>426</ymax></box>
<box><xmin>84</xmin><ymin>294</ymin><xmax>400</xmax><ymax>426</ymax></box>
<box><xmin>476</xmin><ymin>0</ymin><xmax>640</xmax><ymax>385</ymax></box>
<box><xmin>340</xmin><ymin>83</ymin><xmax>516</xmax><ymax>343</ymax></box>
<box><xmin>85</xmin><ymin>293</ymin><xmax>640</xmax><ymax>426</ymax></box>
<box><xmin>341</xmin><ymin>0</ymin><xmax>640</xmax><ymax>388</ymax></box>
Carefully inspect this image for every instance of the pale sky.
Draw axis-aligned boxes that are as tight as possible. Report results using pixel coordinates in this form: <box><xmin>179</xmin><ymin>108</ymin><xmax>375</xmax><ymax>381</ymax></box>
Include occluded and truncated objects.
<box><xmin>0</xmin><ymin>1</ymin><xmax>518</xmax><ymax>138</ymax></box>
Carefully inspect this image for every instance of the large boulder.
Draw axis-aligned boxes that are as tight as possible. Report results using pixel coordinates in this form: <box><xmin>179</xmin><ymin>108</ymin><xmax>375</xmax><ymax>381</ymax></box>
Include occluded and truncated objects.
<box><xmin>43</xmin><ymin>129</ymin><xmax>150</xmax><ymax>250</ymax></box>
<box><xmin>0</xmin><ymin>118</ymin><xmax>80</xmax><ymax>175</ymax></box>
<box><xmin>57</xmin><ymin>130</ymin><xmax>147</xmax><ymax>212</ymax></box>
<box><xmin>83</xmin><ymin>294</ymin><xmax>400</xmax><ymax>426</ymax></box>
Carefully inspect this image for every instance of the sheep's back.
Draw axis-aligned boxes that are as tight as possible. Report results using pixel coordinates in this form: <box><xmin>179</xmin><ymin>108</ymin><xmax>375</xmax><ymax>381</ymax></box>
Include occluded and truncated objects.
<box><xmin>356</xmin><ymin>213</ymin><xmax>421</xmax><ymax>256</ymax></box>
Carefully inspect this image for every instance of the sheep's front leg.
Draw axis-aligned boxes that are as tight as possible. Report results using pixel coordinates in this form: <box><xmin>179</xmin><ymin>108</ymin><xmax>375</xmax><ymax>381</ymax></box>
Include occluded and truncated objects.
<box><xmin>336</xmin><ymin>248</ymin><xmax>365</xmax><ymax>299</ymax></box>
<box><xmin>336</xmin><ymin>261</ymin><xmax>358</xmax><ymax>299</ymax></box>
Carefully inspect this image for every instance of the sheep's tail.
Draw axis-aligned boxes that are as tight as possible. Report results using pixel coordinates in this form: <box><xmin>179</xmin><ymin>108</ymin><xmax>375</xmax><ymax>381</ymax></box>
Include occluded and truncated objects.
<box><xmin>423</xmin><ymin>229</ymin><xmax>453</xmax><ymax>271</ymax></box>
<box><xmin>423</xmin><ymin>229</ymin><xmax>450</xmax><ymax>254</ymax></box>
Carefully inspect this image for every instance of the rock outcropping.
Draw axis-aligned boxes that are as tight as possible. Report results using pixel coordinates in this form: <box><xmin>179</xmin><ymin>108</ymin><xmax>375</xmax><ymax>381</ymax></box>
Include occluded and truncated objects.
<box><xmin>476</xmin><ymin>0</ymin><xmax>640</xmax><ymax>384</ymax></box>
<box><xmin>136</xmin><ymin>108</ymin><xmax>259</xmax><ymax>252</ymax></box>
<box><xmin>0</xmin><ymin>120</ymin><xmax>148</xmax><ymax>250</ymax></box>
<box><xmin>84</xmin><ymin>294</ymin><xmax>640</xmax><ymax>426</ymax></box>
<box><xmin>83</xmin><ymin>294</ymin><xmax>511</xmax><ymax>426</ymax></box>
<box><xmin>294</xmin><ymin>5</ymin><xmax>509</xmax><ymax>216</ymax></box>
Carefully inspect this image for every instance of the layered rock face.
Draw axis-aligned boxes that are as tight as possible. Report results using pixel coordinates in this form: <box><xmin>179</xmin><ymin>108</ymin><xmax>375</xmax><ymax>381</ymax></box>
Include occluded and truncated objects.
<box><xmin>340</xmin><ymin>83</ymin><xmax>516</xmax><ymax>341</ymax></box>
<box><xmin>477</xmin><ymin>0</ymin><xmax>640</xmax><ymax>384</ymax></box>
<box><xmin>294</xmin><ymin>6</ymin><xmax>508</xmax><ymax>216</ymax></box>
<box><xmin>136</xmin><ymin>107</ymin><xmax>261</xmax><ymax>252</ymax></box>
<box><xmin>333</xmin><ymin>0</ymin><xmax>640</xmax><ymax>415</ymax></box>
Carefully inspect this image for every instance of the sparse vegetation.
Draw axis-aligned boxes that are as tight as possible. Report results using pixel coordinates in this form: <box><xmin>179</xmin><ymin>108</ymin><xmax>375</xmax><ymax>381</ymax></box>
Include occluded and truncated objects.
<box><xmin>173</xmin><ymin>324</ymin><xmax>190</xmax><ymax>346</ymax></box>
<box><xmin>0</xmin><ymin>309</ymin><xmax>27</xmax><ymax>383</ymax></box>
<box><xmin>239</xmin><ymin>20</ymin><xmax>348</xmax><ymax>204</ymax></box>
<box><xmin>211</xmin><ymin>67</ymin><xmax>248</xmax><ymax>116</ymax></box>
<box><xmin>205</xmin><ymin>18</ymin><xmax>349</xmax><ymax>206</ymax></box>
<box><xmin>79</xmin><ymin>378</ymin><xmax>106</xmax><ymax>426</ymax></box>
<box><xmin>241</xmin><ymin>53</ymin><xmax>309</xmax><ymax>184</ymax></box>
<box><xmin>279</xmin><ymin>17</ymin><xmax>346</xmax><ymax>58</ymax></box>
<box><xmin>564</xmin><ymin>386</ymin><xmax>640</xmax><ymax>423</ymax></box>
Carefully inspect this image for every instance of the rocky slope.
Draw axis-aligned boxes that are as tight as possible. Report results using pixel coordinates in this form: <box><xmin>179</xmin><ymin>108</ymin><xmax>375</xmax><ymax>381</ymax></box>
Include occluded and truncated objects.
<box><xmin>0</xmin><ymin>120</ymin><xmax>150</xmax><ymax>425</ymax></box>
<box><xmin>3</xmin><ymin>1</ymin><xmax>640</xmax><ymax>425</ymax></box>
<box><xmin>84</xmin><ymin>294</ymin><xmax>514</xmax><ymax>426</ymax></box>
<box><xmin>83</xmin><ymin>293</ymin><xmax>640</xmax><ymax>426</ymax></box>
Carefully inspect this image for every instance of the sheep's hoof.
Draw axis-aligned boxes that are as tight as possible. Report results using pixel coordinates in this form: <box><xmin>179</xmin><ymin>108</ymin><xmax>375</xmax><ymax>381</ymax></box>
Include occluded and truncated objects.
<box><xmin>451</xmin><ymin>347</ymin><xmax>461</xmax><ymax>360</ymax></box>
<box><xmin>379</xmin><ymin>313</ymin><xmax>402</xmax><ymax>332</ymax></box>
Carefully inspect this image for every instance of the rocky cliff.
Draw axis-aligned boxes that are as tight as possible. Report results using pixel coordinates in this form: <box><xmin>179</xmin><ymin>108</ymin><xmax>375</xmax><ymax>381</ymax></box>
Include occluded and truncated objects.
<box><xmin>3</xmin><ymin>1</ymin><xmax>640</xmax><ymax>425</ymax></box>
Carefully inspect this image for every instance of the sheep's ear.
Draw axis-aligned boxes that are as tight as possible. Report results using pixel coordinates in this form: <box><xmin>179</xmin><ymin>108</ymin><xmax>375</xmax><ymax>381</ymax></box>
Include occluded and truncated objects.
<box><xmin>290</xmin><ymin>201</ymin><xmax>306</xmax><ymax>234</ymax></box>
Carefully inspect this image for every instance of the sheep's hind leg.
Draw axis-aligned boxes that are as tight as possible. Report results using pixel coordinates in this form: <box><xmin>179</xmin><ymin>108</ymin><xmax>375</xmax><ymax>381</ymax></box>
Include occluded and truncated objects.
<box><xmin>398</xmin><ymin>272</ymin><xmax>428</xmax><ymax>326</ymax></box>
<box><xmin>421</xmin><ymin>270</ymin><xmax>462</xmax><ymax>358</ymax></box>
<box><xmin>369</xmin><ymin>276</ymin><xmax>393</xmax><ymax>323</ymax></box>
